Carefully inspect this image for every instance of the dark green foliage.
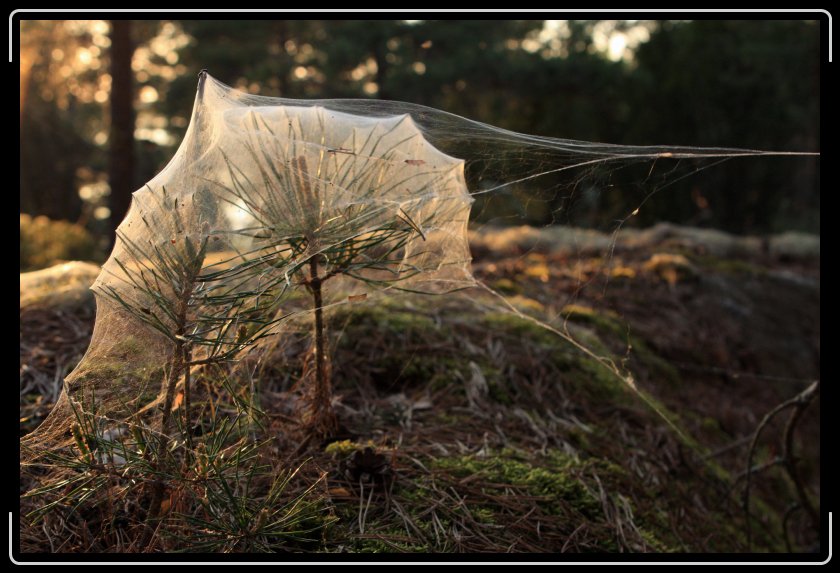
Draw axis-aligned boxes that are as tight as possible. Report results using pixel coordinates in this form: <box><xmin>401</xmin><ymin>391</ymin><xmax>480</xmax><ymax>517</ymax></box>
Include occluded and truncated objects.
<box><xmin>627</xmin><ymin>20</ymin><xmax>820</xmax><ymax>233</ymax></box>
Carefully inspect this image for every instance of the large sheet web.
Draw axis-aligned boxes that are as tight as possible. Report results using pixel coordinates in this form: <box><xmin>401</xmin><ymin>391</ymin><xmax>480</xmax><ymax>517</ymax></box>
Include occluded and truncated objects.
<box><xmin>21</xmin><ymin>72</ymin><xmax>815</xmax><ymax>462</ymax></box>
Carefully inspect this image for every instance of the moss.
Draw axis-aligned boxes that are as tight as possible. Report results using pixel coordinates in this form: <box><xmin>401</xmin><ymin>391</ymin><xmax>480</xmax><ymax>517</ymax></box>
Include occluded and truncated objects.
<box><xmin>566</xmin><ymin>427</ymin><xmax>592</xmax><ymax>450</ymax></box>
<box><xmin>334</xmin><ymin>303</ymin><xmax>437</xmax><ymax>334</ymax></box>
<box><xmin>562</xmin><ymin>304</ymin><xmax>616</xmax><ymax>327</ymax></box>
<box><xmin>340</xmin><ymin>304</ymin><xmax>630</xmax><ymax>408</ymax></box>
<box><xmin>328</xmin><ymin>489</ymin><xmax>432</xmax><ymax>553</ymax></box>
<box><xmin>480</xmin><ymin>311</ymin><xmax>632</xmax><ymax>404</ymax></box>
<box><xmin>353</xmin><ymin>528</ymin><xmax>430</xmax><ymax>553</ymax></box>
<box><xmin>391</xmin><ymin>308</ymin><xmax>686</xmax><ymax>443</ymax></box>
<box><xmin>332</xmin><ymin>303</ymin><xmax>464</xmax><ymax>390</ymax></box>
<box><xmin>629</xmin><ymin>339</ymin><xmax>680</xmax><ymax>385</ymax></box>
<box><xmin>433</xmin><ymin>449</ymin><xmax>603</xmax><ymax>518</ymax></box>
<box><xmin>561</xmin><ymin>305</ymin><xmax>680</xmax><ymax>386</ymax></box>
<box><xmin>426</xmin><ymin>449</ymin><xmax>678</xmax><ymax>552</ymax></box>
<box><xmin>324</xmin><ymin>439</ymin><xmax>360</xmax><ymax>457</ymax></box>
<box><xmin>332</xmin><ymin>302</ymin><xmax>529</xmax><ymax>400</ymax></box>
<box><xmin>472</xmin><ymin>507</ymin><xmax>496</xmax><ymax>525</ymax></box>
<box><xmin>428</xmin><ymin>373</ymin><xmax>455</xmax><ymax>393</ymax></box>
<box><xmin>72</xmin><ymin>364</ymin><xmax>124</xmax><ymax>386</ymax></box>
<box><xmin>638</xmin><ymin>528</ymin><xmax>676</xmax><ymax>553</ymax></box>
<box><xmin>507</xmin><ymin>295</ymin><xmax>546</xmax><ymax>316</ymax></box>
<box><xmin>691</xmin><ymin>254</ymin><xmax>767</xmax><ymax>276</ymax></box>
<box><xmin>480</xmin><ymin>312</ymin><xmax>558</xmax><ymax>347</ymax></box>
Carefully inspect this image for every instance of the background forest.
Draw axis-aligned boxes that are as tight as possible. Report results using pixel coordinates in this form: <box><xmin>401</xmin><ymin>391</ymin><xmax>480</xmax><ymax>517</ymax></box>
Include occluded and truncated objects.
<box><xmin>20</xmin><ymin>19</ymin><xmax>820</xmax><ymax>271</ymax></box>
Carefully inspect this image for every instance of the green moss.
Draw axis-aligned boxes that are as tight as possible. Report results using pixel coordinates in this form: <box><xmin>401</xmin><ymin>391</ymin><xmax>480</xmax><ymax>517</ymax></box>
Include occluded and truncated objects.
<box><xmin>427</xmin><ymin>449</ymin><xmax>678</xmax><ymax>552</ymax></box>
<box><xmin>332</xmin><ymin>304</ymin><xmax>464</xmax><ymax>390</ymax></box>
<box><xmin>428</xmin><ymin>373</ymin><xmax>454</xmax><ymax>393</ymax></box>
<box><xmin>691</xmin><ymin>254</ymin><xmax>767</xmax><ymax>276</ymax></box>
<box><xmin>630</xmin><ymin>339</ymin><xmax>680</xmax><ymax>385</ymax></box>
<box><xmin>561</xmin><ymin>305</ymin><xmax>680</xmax><ymax>386</ymax></box>
<box><xmin>334</xmin><ymin>303</ymin><xmax>650</xmax><ymax>407</ymax></box>
<box><xmin>561</xmin><ymin>304</ymin><xmax>620</xmax><ymax>332</ymax></box>
<box><xmin>433</xmin><ymin>449</ymin><xmax>602</xmax><ymax>518</ymax></box>
<box><xmin>638</xmin><ymin>528</ymin><xmax>676</xmax><ymax>553</ymax></box>
<box><xmin>507</xmin><ymin>295</ymin><xmax>546</xmax><ymax>316</ymax></box>
<box><xmin>480</xmin><ymin>311</ymin><xmax>634</xmax><ymax>404</ymax></box>
<box><xmin>324</xmin><ymin>439</ymin><xmax>360</xmax><ymax>457</ymax></box>
<box><xmin>323</xmin><ymin>445</ymin><xmax>692</xmax><ymax>553</ymax></box>
<box><xmin>481</xmin><ymin>312</ymin><xmax>558</xmax><ymax>347</ymax></box>
<box><xmin>566</xmin><ymin>427</ymin><xmax>592</xmax><ymax>450</ymax></box>
<box><xmin>337</xmin><ymin>304</ymin><xmax>687</xmax><ymax>456</ymax></box>
<box><xmin>472</xmin><ymin>507</ymin><xmax>496</xmax><ymax>525</ymax></box>
<box><xmin>335</xmin><ymin>303</ymin><xmax>437</xmax><ymax>334</ymax></box>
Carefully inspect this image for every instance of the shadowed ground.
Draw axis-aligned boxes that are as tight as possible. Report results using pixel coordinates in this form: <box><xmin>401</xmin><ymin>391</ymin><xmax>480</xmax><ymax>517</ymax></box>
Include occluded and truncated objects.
<box><xmin>19</xmin><ymin>225</ymin><xmax>819</xmax><ymax>553</ymax></box>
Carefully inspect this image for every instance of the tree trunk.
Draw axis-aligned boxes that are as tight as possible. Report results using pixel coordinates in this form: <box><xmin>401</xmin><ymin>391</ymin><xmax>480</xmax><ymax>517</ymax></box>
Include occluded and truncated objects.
<box><xmin>108</xmin><ymin>20</ymin><xmax>135</xmax><ymax>245</ymax></box>
<box><xmin>308</xmin><ymin>256</ymin><xmax>337</xmax><ymax>437</ymax></box>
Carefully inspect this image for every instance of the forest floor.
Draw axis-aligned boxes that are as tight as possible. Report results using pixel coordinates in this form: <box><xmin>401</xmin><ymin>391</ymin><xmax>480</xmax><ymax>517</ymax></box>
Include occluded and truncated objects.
<box><xmin>19</xmin><ymin>223</ymin><xmax>820</xmax><ymax>554</ymax></box>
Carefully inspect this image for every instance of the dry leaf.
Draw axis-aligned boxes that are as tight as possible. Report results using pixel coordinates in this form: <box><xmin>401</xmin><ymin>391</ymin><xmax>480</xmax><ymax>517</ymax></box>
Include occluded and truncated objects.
<box><xmin>171</xmin><ymin>391</ymin><xmax>184</xmax><ymax>411</ymax></box>
<box><xmin>348</xmin><ymin>293</ymin><xmax>368</xmax><ymax>303</ymax></box>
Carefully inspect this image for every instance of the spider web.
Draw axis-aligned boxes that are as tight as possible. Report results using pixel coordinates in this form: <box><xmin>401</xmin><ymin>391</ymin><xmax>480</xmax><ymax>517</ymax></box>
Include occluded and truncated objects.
<box><xmin>21</xmin><ymin>72</ymin><xmax>817</xmax><ymax>467</ymax></box>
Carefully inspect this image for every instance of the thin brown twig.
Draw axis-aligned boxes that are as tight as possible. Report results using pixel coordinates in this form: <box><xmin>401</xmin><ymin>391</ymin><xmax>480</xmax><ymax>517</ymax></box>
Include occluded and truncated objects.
<box><xmin>743</xmin><ymin>380</ymin><xmax>819</xmax><ymax>551</ymax></box>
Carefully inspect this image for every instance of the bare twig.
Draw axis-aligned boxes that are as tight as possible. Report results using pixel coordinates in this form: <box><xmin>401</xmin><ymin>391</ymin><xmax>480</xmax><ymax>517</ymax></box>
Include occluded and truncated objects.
<box><xmin>743</xmin><ymin>380</ymin><xmax>819</xmax><ymax>550</ymax></box>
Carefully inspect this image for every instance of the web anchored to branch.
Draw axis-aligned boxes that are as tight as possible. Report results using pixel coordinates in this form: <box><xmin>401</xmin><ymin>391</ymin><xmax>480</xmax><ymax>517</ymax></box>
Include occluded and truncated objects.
<box><xmin>21</xmin><ymin>72</ymin><xmax>818</xmax><ymax>502</ymax></box>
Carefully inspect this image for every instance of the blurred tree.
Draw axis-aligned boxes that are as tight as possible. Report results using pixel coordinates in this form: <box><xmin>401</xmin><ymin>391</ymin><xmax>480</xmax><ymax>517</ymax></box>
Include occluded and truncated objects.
<box><xmin>162</xmin><ymin>20</ymin><xmax>321</xmax><ymax>121</ymax></box>
<box><xmin>20</xmin><ymin>95</ymin><xmax>90</xmax><ymax>221</ymax></box>
<box><xmin>625</xmin><ymin>20</ymin><xmax>820</xmax><ymax>233</ymax></box>
<box><xmin>108</xmin><ymin>20</ymin><xmax>135</xmax><ymax>242</ymax></box>
<box><xmin>19</xmin><ymin>19</ymin><xmax>820</xmax><ymax>237</ymax></box>
<box><xmin>19</xmin><ymin>21</ymin><xmax>94</xmax><ymax>222</ymax></box>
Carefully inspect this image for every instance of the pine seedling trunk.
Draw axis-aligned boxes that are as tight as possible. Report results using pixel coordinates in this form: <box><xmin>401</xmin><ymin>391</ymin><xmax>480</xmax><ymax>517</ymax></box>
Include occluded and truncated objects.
<box><xmin>307</xmin><ymin>255</ymin><xmax>337</xmax><ymax>438</ymax></box>
<box><xmin>141</xmin><ymin>269</ymin><xmax>198</xmax><ymax>549</ymax></box>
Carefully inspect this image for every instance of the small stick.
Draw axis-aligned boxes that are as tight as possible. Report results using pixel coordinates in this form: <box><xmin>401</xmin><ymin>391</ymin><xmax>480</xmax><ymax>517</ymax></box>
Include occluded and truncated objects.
<box><xmin>743</xmin><ymin>380</ymin><xmax>819</xmax><ymax>550</ymax></box>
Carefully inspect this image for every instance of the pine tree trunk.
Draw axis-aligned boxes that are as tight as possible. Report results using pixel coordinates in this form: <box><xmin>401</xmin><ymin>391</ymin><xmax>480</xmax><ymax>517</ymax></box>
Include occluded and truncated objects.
<box><xmin>108</xmin><ymin>20</ymin><xmax>135</xmax><ymax>246</ymax></box>
<box><xmin>141</xmin><ymin>282</ymin><xmax>193</xmax><ymax>549</ymax></box>
<box><xmin>308</xmin><ymin>256</ymin><xmax>337</xmax><ymax>437</ymax></box>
